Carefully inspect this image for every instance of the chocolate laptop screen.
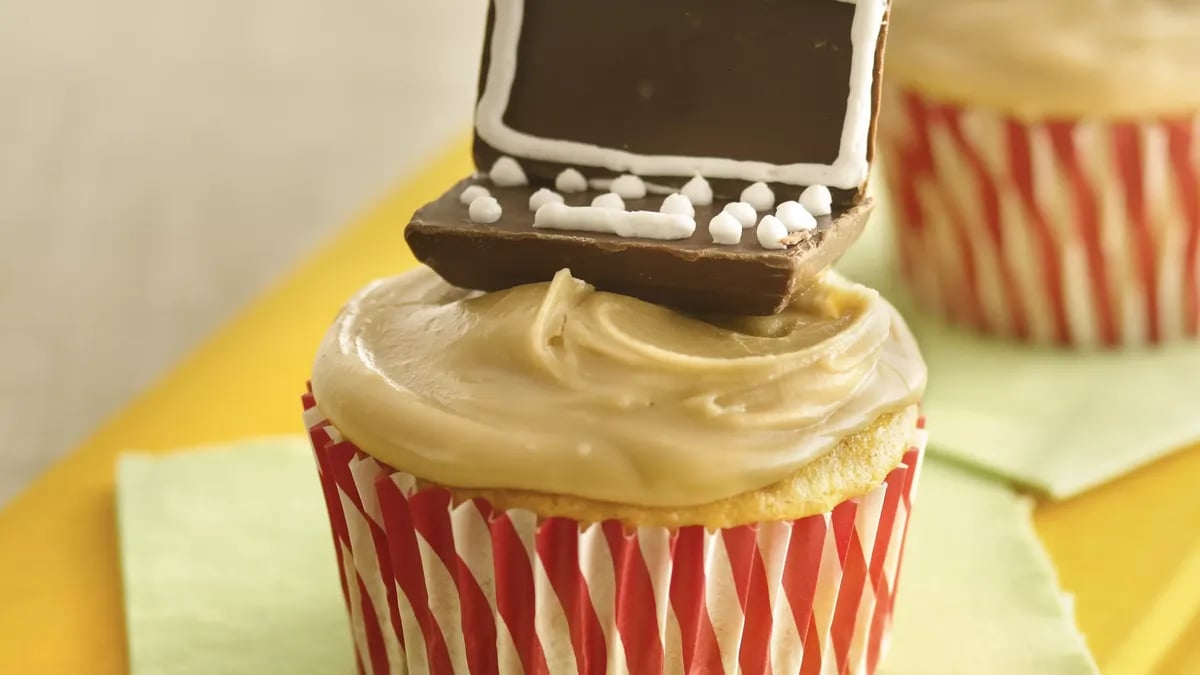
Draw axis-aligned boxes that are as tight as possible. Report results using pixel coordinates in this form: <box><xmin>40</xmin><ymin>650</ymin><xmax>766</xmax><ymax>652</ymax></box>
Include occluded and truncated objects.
<box><xmin>474</xmin><ymin>0</ymin><xmax>887</xmax><ymax>198</ymax></box>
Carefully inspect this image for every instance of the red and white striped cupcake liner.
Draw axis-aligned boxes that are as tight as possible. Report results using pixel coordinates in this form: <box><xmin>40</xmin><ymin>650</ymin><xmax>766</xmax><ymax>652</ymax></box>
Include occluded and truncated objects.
<box><xmin>303</xmin><ymin>389</ymin><xmax>928</xmax><ymax>675</ymax></box>
<box><xmin>880</xmin><ymin>85</ymin><xmax>1200</xmax><ymax>347</ymax></box>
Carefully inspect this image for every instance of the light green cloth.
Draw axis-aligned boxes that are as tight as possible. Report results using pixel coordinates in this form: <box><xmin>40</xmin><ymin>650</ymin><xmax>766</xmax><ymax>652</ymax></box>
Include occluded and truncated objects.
<box><xmin>880</xmin><ymin>460</ymin><xmax>1096</xmax><ymax>675</ymax></box>
<box><xmin>117</xmin><ymin>438</ymin><xmax>1096</xmax><ymax>674</ymax></box>
<box><xmin>116</xmin><ymin>439</ymin><xmax>356</xmax><ymax>675</ymax></box>
<box><xmin>839</xmin><ymin>215</ymin><xmax>1200</xmax><ymax>498</ymax></box>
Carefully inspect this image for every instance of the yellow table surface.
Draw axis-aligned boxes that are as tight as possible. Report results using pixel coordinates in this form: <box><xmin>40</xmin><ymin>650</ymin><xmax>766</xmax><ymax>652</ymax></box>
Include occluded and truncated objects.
<box><xmin>2</xmin><ymin>136</ymin><xmax>1199</xmax><ymax>675</ymax></box>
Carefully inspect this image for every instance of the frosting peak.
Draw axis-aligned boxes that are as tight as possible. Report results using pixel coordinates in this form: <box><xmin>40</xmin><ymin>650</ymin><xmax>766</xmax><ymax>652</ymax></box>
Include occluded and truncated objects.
<box><xmin>311</xmin><ymin>267</ymin><xmax>925</xmax><ymax>508</ymax></box>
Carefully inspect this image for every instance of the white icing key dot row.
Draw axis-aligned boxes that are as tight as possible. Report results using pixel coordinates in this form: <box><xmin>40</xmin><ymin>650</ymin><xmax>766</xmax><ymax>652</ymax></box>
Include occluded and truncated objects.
<box><xmin>468</xmin><ymin>161</ymin><xmax>831</xmax><ymax>247</ymax></box>
<box><xmin>485</xmin><ymin>162</ymin><xmax>829</xmax><ymax>215</ymax></box>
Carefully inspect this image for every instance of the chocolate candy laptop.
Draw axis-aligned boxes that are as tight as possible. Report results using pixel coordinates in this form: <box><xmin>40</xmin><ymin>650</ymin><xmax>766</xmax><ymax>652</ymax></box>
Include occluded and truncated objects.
<box><xmin>406</xmin><ymin>0</ymin><xmax>891</xmax><ymax>314</ymax></box>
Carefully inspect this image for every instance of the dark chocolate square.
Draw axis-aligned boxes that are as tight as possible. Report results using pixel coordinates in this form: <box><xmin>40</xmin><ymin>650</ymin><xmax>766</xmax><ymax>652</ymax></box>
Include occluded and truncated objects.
<box><xmin>473</xmin><ymin>0</ymin><xmax>890</xmax><ymax>204</ymax></box>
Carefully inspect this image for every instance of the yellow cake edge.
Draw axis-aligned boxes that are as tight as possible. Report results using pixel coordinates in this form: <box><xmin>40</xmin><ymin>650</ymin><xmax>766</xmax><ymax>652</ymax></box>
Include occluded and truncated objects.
<box><xmin>391</xmin><ymin>405</ymin><xmax>921</xmax><ymax>529</ymax></box>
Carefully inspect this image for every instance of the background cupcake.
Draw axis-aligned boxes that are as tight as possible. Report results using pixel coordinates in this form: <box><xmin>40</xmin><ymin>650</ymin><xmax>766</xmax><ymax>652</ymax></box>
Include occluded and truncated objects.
<box><xmin>880</xmin><ymin>0</ymin><xmax>1200</xmax><ymax>347</ymax></box>
<box><xmin>304</xmin><ymin>267</ymin><xmax>927</xmax><ymax>674</ymax></box>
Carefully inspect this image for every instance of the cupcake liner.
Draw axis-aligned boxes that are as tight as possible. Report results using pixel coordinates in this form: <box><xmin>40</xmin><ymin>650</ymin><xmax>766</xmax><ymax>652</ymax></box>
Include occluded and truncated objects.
<box><xmin>303</xmin><ymin>388</ymin><xmax>927</xmax><ymax>675</ymax></box>
<box><xmin>879</xmin><ymin>84</ymin><xmax>1200</xmax><ymax>347</ymax></box>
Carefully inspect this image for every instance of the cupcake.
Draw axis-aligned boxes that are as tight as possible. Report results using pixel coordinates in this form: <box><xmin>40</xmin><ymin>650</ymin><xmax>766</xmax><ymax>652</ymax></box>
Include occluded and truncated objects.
<box><xmin>304</xmin><ymin>267</ymin><xmax>926</xmax><ymax>674</ymax></box>
<box><xmin>303</xmin><ymin>1</ymin><xmax>931</xmax><ymax>672</ymax></box>
<box><xmin>880</xmin><ymin>0</ymin><xmax>1200</xmax><ymax>347</ymax></box>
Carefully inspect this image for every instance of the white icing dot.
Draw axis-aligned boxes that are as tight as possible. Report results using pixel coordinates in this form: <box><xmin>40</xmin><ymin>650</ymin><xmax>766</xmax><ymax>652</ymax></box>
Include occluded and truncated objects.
<box><xmin>610</xmin><ymin>174</ymin><xmax>648</xmax><ymax>199</ymax></box>
<box><xmin>741</xmin><ymin>182</ymin><xmax>776</xmax><ymax>212</ymax></box>
<box><xmin>756</xmin><ymin>215</ymin><xmax>789</xmax><ymax>250</ymax></box>
<box><xmin>489</xmin><ymin>156</ymin><xmax>527</xmax><ymax>187</ymax></box>
<box><xmin>468</xmin><ymin>195</ymin><xmax>503</xmax><ymax>224</ymax></box>
<box><xmin>591</xmin><ymin>192</ymin><xmax>626</xmax><ymax>210</ymax></box>
<box><xmin>799</xmin><ymin>184</ymin><xmax>833</xmax><ymax>216</ymax></box>
<box><xmin>555</xmin><ymin>168</ymin><xmax>588</xmax><ymax>193</ymax></box>
<box><xmin>660</xmin><ymin>193</ymin><xmax>695</xmax><ymax>217</ymax></box>
<box><xmin>681</xmin><ymin>174</ymin><xmax>713</xmax><ymax>206</ymax></box>
<box><xmin>529</xmin><ymin>188</ymin><xmax>564</xmax><ymax>212</ymax></box>
<box><xmin>708</xmin><ymin>212</ymin><xmax>742</xmax><ymax>245</ymax></box>
<box><xmin>776</xmin><ymin>201</ymin><xmax>817</xmax><ymax>232</ymax></box>
<box><xmin>723</xmin><ymin>201</ymin><xmax>758</xmax><ymax>228</ymax></box>
<box><xmin>459</xmin><ymin>184</ymin><xmax>490</xmax><ymax>206</ymax></box>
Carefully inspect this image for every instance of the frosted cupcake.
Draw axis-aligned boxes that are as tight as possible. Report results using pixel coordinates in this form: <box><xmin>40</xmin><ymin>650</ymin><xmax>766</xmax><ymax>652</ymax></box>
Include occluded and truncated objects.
<box><xmin>304</xmin><ymin>267</ymin><xmax>926</xmax><ymax>674</ymax></box>
<box><xmin>881</xmin><ymin>0</ymin><xmax>1200</xmax><ymax>347</ymax></box>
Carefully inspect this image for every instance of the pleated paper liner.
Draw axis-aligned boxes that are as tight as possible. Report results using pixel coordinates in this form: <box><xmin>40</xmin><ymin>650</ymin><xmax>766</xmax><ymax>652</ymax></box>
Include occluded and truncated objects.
<box><xmin>303</xmin><ymin>389</ymin><xmax>927</xmax><ymax>675</ymax></box>
<box><xmin>880</xmin><ymin>84</ymin><xmax>1200</xmax><ymax>347</ymax></box>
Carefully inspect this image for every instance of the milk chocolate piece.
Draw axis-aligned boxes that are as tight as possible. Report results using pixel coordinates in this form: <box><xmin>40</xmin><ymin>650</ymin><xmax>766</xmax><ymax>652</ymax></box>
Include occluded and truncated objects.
<box><xmin>474</xmin><ymin>0</ymin><xmax>890</xmax><ymax>206</ymax></box>
<box><xmin>406</xmin><ymin>179</ymin><xmax>873</xmax><ymax>315</ymax></box>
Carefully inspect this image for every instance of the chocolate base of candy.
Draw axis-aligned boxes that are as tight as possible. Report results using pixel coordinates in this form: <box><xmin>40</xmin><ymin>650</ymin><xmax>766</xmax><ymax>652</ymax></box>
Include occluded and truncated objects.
<box><xmin>405</xmin><ymin>178</ymin><xmax>873</xmax><ymax>315</ymax></box>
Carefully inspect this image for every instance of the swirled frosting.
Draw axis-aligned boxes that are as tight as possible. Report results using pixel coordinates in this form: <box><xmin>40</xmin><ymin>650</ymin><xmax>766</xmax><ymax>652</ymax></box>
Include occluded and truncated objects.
<box><xmin>311</xmin><ymin>267</ymin><xmax>925</xmax><ymax>508</ymax></box>
<box><xmin>887</xmin><ymin>0</ymin><xmax>1200</xmax><ymax>118</ymax></box>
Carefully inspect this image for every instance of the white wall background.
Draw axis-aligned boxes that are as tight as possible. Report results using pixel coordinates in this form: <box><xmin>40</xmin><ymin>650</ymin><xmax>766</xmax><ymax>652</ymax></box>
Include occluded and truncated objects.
<box><xmin>0</xmin><ymin>0</ymin><xmax>485</xmax><ymax>503</ymax></box>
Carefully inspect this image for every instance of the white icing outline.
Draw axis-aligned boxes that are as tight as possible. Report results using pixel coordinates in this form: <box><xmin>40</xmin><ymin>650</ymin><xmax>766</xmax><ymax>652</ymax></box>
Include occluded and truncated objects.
<box><xmin>476</xmin><ymin>0</ymin><xmax>885</xmax><ymax>189</ymax></box>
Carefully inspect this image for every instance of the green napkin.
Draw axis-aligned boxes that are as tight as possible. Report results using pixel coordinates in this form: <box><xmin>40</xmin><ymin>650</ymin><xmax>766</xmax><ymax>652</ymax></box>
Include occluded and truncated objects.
<box><xmin>880</xmin><ymin>461</ymin><xmax>1096</xmax><ymax>674</ymax></box>
<box><xmin>117</xmin><ymin>439</ymin><xmax>1096</xmax><ymax>674</ymax></box>
<box><xmin>117</xmin><ymin>439</ymin><xmax>356</xmax><ymax>675</ymax></box>
<box><xmin>839</xmin><ymin>214</ymin><xmax>1200</xmax><ymax>498</ymax></box>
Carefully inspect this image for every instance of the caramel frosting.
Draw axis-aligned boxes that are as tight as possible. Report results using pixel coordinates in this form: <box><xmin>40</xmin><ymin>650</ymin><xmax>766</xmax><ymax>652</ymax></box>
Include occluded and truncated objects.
<box><xmin>311</xmin><ymin>267</ymin><xmax>925</xmax><ymax>508</ymax></box>
<box><xmin>886</xmin><ymin>0</ymin><xmax>1200</xmax><ymax>118</ymax></box>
